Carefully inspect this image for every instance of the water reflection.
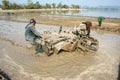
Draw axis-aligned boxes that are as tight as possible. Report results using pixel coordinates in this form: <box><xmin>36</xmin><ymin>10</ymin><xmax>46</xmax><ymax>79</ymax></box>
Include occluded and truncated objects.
<box><xmin>71</xmin><ymin>10</ymin><xmax>80</xmax><ymax>15</ymax></box>
<box><xmin>0</xmin><ymin>9</ymin><xmax>120</xmax><ymax>18</ymax></box>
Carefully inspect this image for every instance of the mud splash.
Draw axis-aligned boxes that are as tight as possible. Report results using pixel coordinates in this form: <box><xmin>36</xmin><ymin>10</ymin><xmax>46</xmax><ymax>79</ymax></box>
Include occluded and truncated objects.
<box><xmin>0</xmin><ymin>20</ymin><xmax>120</xmax><ymax>80</ymax></box>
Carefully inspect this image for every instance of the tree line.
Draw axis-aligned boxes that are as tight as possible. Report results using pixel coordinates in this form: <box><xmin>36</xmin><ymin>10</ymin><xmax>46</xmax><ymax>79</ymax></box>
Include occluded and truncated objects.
<box><xmin>0</xmin><ymin>0</ymin><xmax>80</xmax><ymax>10</ymax></box>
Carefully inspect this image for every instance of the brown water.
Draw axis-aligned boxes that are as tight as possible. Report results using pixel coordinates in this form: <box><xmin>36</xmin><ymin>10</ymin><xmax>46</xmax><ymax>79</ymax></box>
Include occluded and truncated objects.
<box><xmin>0</xmin><ymin>20</ymin><xmax>120</xmax><ymax>80</ymax></box>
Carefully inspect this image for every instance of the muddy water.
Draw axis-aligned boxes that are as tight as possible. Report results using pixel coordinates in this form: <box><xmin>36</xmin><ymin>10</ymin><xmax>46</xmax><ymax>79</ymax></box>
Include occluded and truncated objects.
<box><xmin>0</xmin><ymin>20</ymin><xmax>120</xmax><ymax>80</ymax></box>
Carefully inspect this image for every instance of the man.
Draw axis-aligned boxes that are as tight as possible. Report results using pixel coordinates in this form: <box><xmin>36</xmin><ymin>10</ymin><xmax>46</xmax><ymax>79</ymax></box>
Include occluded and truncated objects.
<box><xmin>82</xmin><ymin>21</ymin><xmax>92</xmax><ymax>37</ymax></box>
<box><xmin>25</xmin><ymin>19</ymin><xmax>53</xmax><ymax>56</ymax></box>
<box><xmin>98</xmin><ymin>16</ymin><xmax>105</xmax><ymax>27</ymax></box>
<box><xmin>25</xmin><ymin>19</ymin><xmax>44</xmax><ymax>54</ymax></box>
<box><xmin>25</xmin><ymin>19</ymin><xmax>42</xmax><ymax>47</ymax></box>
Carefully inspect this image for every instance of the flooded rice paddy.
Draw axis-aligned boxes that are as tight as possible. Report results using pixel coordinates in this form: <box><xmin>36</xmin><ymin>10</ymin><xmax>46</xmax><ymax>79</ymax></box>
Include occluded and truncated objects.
<box><xmin>0</xmin><ymin>20</ymin><xmax>120</xmax><ymax>80</ymax></box>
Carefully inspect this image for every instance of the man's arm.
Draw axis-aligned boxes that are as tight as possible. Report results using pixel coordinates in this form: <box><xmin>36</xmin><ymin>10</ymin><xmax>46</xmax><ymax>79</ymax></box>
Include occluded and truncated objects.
<box><xmin>30</xmin><ymin>26</ymin><xmax>42</xmax><ymax>38</ymax></box>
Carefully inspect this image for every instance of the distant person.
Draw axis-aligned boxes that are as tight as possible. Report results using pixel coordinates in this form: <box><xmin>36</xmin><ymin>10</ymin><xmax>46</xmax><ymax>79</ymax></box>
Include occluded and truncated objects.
<box><xmin>59</xmin><ymin>25</ymin><xmax>62</xmax><ymax>34</ymax></box>
<box><xmin>82</xmin><ymin>21</ymin><xmax>92</xmax><ymax>37</ymax></box>
<box><xmin>98</xmin><ymin>16</ymin><xmax>105</xmax><ymax>27</ymax></box>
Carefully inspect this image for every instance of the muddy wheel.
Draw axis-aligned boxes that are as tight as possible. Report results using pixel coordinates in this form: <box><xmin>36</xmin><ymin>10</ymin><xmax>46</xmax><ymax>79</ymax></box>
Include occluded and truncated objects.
<box><xmin>42</xmin><ymin>44</ymin><xmax>49</xmax><ymax>55</ymax></box>
<box><xmin>54</xmin><ymin>48</ymin><xmax>61</xmax><ymax>54</ymax></box>
<box><xmin>71</xmin><ymin>41</ymin><xmax>78</xmax><ymax>52</ymax></box>
<box><xmin>42</xmin><ymin>43</ymin><xmax>53</xmax><ymax>56</ymax></box>
<box><xmin>89</xmin><ymin>42</ymin><xmax>99</xmax><ymax>51</ymax></box>
<box><xmin>90</xmin><ymin>38</ymin><xmax>99</xmax><ymax>51</ymax></box>
<box><xmin>78</xmin><ymin>36</ymin><xmax>99</xmax><ymax>52</ymax></box>
<box><xmin>77</xmin><ymin>40</ymin><xmax>87</xmax><ymax>52</ymax></box>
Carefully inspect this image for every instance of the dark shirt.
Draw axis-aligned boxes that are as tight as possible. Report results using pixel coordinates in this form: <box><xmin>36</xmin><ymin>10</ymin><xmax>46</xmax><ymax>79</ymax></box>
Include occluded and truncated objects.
<box><xmin>98</xmin><ymin>16</ymin><xmax>105</xmax><ymax>22</ymax></box>
<box><xmin>84</xmin><ymin>21</ymin><xmax>92</xmax><ymax>29</ymax></box>
<box><xmin>25</xmin><ymin>24</ymin><xmax>42</xmax><ymax>42</ymax></box>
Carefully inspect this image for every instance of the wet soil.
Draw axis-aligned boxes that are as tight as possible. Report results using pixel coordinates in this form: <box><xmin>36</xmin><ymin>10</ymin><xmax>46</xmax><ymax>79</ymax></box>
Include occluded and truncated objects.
<box><xmin>0</xmin><ymin>19</ymin><xmax>120</xmax><ymax>80</ymax></box>
<box><xmin>0</xmin><ymin>11</ymin><xmax>120</xmax><ymax>34</ymax></box>
<box><xmin>0</xmin><ymin>10</ymin><xmax>120</xmax><ymax>80</ymax></box>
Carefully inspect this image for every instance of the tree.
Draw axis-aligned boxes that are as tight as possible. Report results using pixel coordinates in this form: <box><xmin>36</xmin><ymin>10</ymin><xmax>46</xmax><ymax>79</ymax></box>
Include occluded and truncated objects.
<box><xmin>10</xmin><ymin>3</ymin><xmax>21</xmax><ymax>9</ymax></box>
<box><xmin>0</xmin><ymin>0</ymin><xmax>81</xmax><ymax>10</ymax></box>
<box><xmin>27</xmin><ymin>0</ymin><xmax>33</xmax><ymax>4</ymax></box>
<box><xmin>25</xmin><ymin>3</ymin><xmax>34</xmax><ymax>9</ymax></box>
<box><xmin>57</xmin><ymin>2</ymin><xmax>62</xmax><ymax>8</ymax></box>
<box><xmin>2</xmin><ymin>0</ymin><xmax>10</xmax><ymax>9</ymax></box>
<box><xmin>52</xmin><ymin>3</ymin><xmax>56</xmax><ymax>8</ymax></box>
<box><xmin>45</xmin><ymin>3</ymin><xmax>51</xmax><ymax>8</ymax></box>
<box><xmin>0</xmin><ymin>4</ymin><xmax>2</xmax><ymax>8</ymax></box>
<box><xmin>25</xmin><ymin>0</ymin><xmax>34</xmax><ymax>9</ymax></box>
<box><xmin>72</xmin><ymin>4</ymin><xmax>80</xmax><ymax>9</ymax></box>
<box><xmin>62</xmin><ymin>4</ymin><xmax>69</xmax><ymax>8</ymax></box>
<box><xmin>34</xmin><ymin>1</ymin><xmax>42</xmax><ymax>9</ymax></box>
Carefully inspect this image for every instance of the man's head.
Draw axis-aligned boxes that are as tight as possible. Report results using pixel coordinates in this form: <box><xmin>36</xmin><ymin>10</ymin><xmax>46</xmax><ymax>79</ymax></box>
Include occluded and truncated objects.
<box><xmin>29</xmin><ymin>19</ymin><xmax>36</xmax><ymax>25</ymax></box>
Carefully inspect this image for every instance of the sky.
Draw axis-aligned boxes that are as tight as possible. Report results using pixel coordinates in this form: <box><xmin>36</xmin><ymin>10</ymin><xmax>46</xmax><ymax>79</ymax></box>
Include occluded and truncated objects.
<box><xmin>0</xmin><ymin>0</ymin><xmax>120</xmax><ymax>7</ymax></box>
